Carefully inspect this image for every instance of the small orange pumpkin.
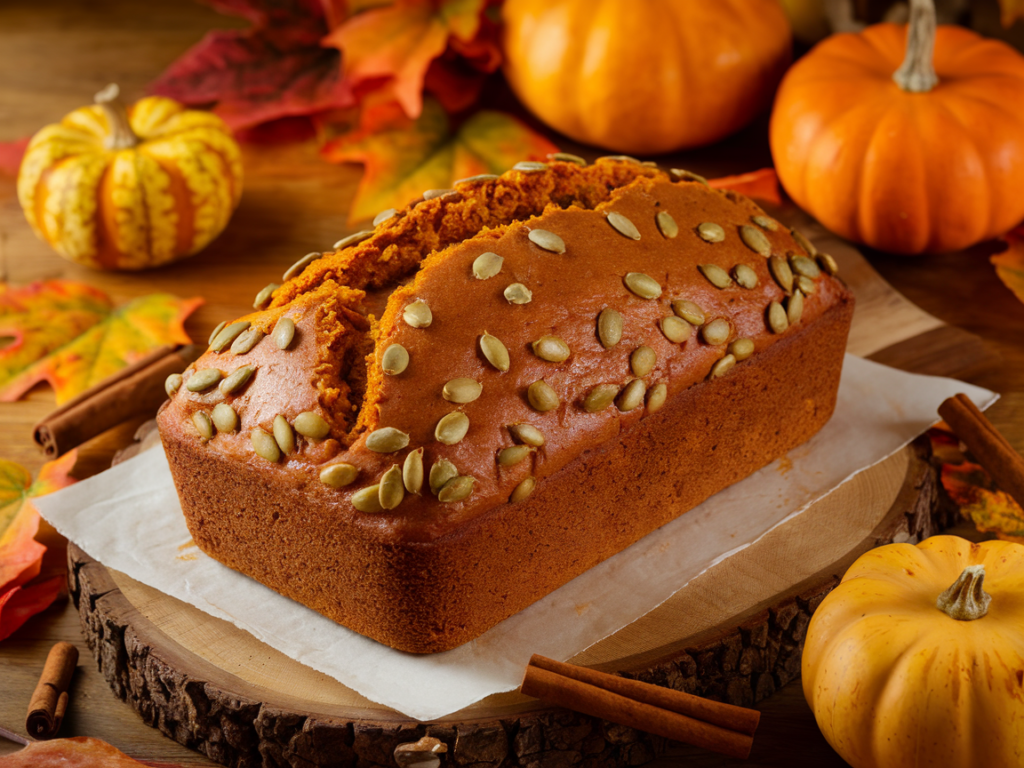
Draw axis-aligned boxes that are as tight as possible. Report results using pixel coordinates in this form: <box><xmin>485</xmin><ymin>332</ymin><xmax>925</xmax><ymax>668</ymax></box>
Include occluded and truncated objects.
<box><xmin>18</xmin><ymin>84</ymin><xmax>242</xmax><ymax>270</ymax></box>
<box><xmin>501</xmin><ymin>0</ymin><xmax>792</xmax><ymax>155</ymax></box>
<box><xmin>770</xmin><ymin>0</ymin><xmax>1024</xmax><ymax>254</ymax></box>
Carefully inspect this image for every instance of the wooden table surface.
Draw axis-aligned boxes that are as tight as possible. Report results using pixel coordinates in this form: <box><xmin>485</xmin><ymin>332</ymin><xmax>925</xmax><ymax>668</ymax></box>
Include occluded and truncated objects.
<box><xmin>2</xmin><ymin>2</ymin><xmax>1023</xmax><ymax>766</ymax></box>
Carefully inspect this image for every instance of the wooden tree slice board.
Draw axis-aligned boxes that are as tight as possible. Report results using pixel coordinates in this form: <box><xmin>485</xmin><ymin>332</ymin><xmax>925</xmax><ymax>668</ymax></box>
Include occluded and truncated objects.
<box><xmin>69</xmin><ymin>435</ymin><xmax>949</xmax><ymax>768</ymax></box>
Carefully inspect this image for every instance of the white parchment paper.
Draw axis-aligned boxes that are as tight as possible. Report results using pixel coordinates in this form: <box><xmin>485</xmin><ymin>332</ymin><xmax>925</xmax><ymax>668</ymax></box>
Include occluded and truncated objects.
<box><xmin>35</xmin><ymin>355</ymin><xmax>995</xmax><ymax>720</ymax></box>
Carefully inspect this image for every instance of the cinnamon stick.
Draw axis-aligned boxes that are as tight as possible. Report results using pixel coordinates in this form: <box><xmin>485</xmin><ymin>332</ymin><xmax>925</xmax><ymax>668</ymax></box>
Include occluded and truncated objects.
<box><xmin>522</xmin><ymin>656</ymin><xmax>756</xmax><ymax>759</ymax></box>
<box><xmin>938</xmin><ymin>394</ymin><xmax>1024</xmax><ymax>508</ymax></box>
<box><xmin>33</xmin><ymin>344</ymin><xmax>200</xmax><ymax>458</ymax></box>
<box><xmin>26</xmin><ymin>641</ymin><xmax>78</xmax><ymax>739</ymax></box>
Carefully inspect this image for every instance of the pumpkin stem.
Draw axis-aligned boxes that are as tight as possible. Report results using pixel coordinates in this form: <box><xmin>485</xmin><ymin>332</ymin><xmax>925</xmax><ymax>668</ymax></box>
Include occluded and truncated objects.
<box><xmin>936</xmin><ymin>564</ymin><xmax>991</xmax><ymax>621</ymax></box>
<box><xmin>892</xmin><ymin>0</ymin><xmax>939</xmax><ymax>93</ymax></box>
<box><xmin>94</xmin><ymin>83</ymin><xmax>139</xmax><ymax>150</ymax></box>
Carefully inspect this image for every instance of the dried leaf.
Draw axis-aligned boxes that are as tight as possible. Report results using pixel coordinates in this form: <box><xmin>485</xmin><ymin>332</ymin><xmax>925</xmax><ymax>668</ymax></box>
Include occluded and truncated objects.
<box><xmin>0</xmin><ymin>736</ymin><xmax>182</xmax><ymax>767</ymax></box>
<box><xmin>0</xmin><ymin>137</ymin><xmax>29</xmax><ymax>177</ymax></box>
<box><xmin>0</xmin><ymin>577</ymin><xmax>64</xmax><ymax>642</ymax></box>
<box><xmin>0</xmin><ymin>281</ymin><xmax>201</xmax><ymax>404</ymax></box>
<box><xmin>998</xmin><ymin>0</ymin><xmax>1024</xmax><ymax>26</ymax></box>
<box><xmin>324</xmin><ymin>0</ymin><xmax>488</xmax><ymax>119</ymax></box>
<box><xmin>322</xmin><ymin>97</ymin><xmax>558</xmax><ymax>223</ymax></box>
<box><xmin>991</xmin><ymin>225</ymin><xmax>1024</xmax><ymax>306</ymax></box>
<box><xmin>709</xmin><ymin>168</ymin><xmax>782</xmax><ymax>206</ymax></box>
<box><xmin>942</xmin><ymin>461</ymin><xmax>1024</xmax><ymax>543</ymax></box>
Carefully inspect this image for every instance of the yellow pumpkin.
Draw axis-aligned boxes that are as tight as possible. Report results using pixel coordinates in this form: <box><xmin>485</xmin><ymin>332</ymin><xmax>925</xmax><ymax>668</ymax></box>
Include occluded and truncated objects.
<box><xmin>501</xmin><ymin>0</ymin><xmax>793</xmax><ymax>154</ymax></box>
<box><xmin>803</xmin><ymin>535</ymin><xmax>1024</xmax><ymax>768</ymax></box>
<box><xmin>18</xmin><ymin>84</ymin><xmax>242</xmax><ymax>270</ymax></box>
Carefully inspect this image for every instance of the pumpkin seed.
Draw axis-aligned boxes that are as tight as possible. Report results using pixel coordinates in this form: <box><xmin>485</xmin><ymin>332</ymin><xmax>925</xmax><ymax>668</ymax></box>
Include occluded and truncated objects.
<box><xmin>793</xmin><ymin>229</ymin><xmax>817</xmax><ymax>257</ymax></box>
<box><xmin>253</xmin><ymin>283</ymin><xmax>278</xmax><ymax>310</ymax></box>
<box><xmin>423</xmin><ymin>188</ymin><xmax>457</xmax><ymax>200</ymax></box>
<box><xmin>532</xmin><ymin>335</ymin><xmax>570</xmax><ymax>362</ymax></box>
<box><xmin>514</xmin><ymin>161</ymin><xmax>548</xmax><ymax>172</ymax></box>
<box><xmin>768</xmin><ymin>254</ymin><xmax>794</xmax><ymax>293</ymax></box>
<box><xmin>646</xmin><ymin>382</ymin><xmax>668</xmax><ymax>413</ymax></box>
<box><xmin>436</xmin><ymin>412</ymin><xmax>470</xmax><ymax>445</ymax></box>
<box><xmin>527</xmin><ymin>380</ymin><xmax>559</xmax><ymax>412</ymax></box>
<box><xmin>165</xmin><ymin>373</ymin><xmax>183</xmax><ymax>397</ymax></box>
<box><xmin>617</xmin><ymin>379</ymin><xmax>647</xmax><ymax>412</ymax></box>
<box><xmin>528</xmin><ymin>229</ymin><xmax>566</xmax><ymax>254</ymax></box>
<box><xmin>472</xmin><ymin>251</ymin><xmax>503</xmax><ymax>279</ymax></box>
<box><xmin>767</xmin><ymin>301</ymin><xmax>789</xmax><ymax>334</ymax></box>
<box><xmin>192</xmin><ymin>411</ymin><xmax>214</xmax><ymax>440</ymax></box>
<box><xmin>320</xmin><ymin>463</ymin><xmax>358</xmax><ymax>488</ymax></box>
<box><xmin>443</xmin><ymin>378</ymin><xmax>482</xmax><ymax>403</ymax></box>
<box><xmin>335</xmin><ymin>230</ymin><xmax>374</xmax><ymax>249</ymax></box>
<box><xmin>379</xmin><ymin>464</ymin><xmax>405</xmax><ymax>510</ymax></box>
<box><xmin>294</xmin><ymin>411</ymin><xmax>330</xmax><ymax>439</ymax></box>
<box><xmin>439</xmin><ymin>475</ymin><xmax>475</xmax><ymax>503</ymax></box>
<box><xmin>273</xmin><ymin>415</ymin><xmax>295</xmax><ymax>454</ymax></box>
<box><xmin>504</xmin><ymin>283</ymin><xmax>533</xmax><ymax>304</ymax></box>
<box><xmin>818</xmin><ymin>252</ymin><xmax>839</xmax><ymax>275</ymax></box>
<box><xmin>697</xmin><ymin>222</ymin><xmax>725</xmax><ymax>243</ymax></box>
<box><xmin>372</xmin><ymin>208</ymin><xmax>397</xmax><ymax>226</ymax></box>
<box><xmin>366</xmin><ymin>427</ymin><xmax>410</xmax><ymax>453</ymax></box>
<box><xmin>498</xmin><ymin>445</ymin><xmax>533</xmax><ymax>466</ymax></box>
<box><xmin>187</xmin><ymin>368</ymin><xmax>223</xmax><ymax>392</ymax></box>
<box><xmin>730</xmin><ymin>264</ymin><xmax>757</xmax><ymax>290</ymax></box>
<box><xmin>251</xmin><ymin>428</ymin><xmax>280</xmax><ymax>462</ymax></box>
<box><xmin>403</xmin><ymin>299</ymin><xmax>432</xmax><ymax>328</ymax></box>
<box><xmin>429</xmin><ymin>459</ymin><xmax>458</xmax><ymax>495</ymax></box>
<box><xmin>231</xmin><ymin>327</ymin><xmax>264</xmax><ymax>355</ymax></box>
<box><xmin>352</xmin><ymin>485</ymin><xmax>383</xmax><ymax>513</ymax></box>
<box><xmin>624</xmin><ymin>272</ymin><xmax>662</xmax><ymax>299</ymax></box>
<box><xmin>630</xmin><ymin>346</ymin><xmax>656</xmax><ymax>377</ymax></box>
<box><xmin>583</xmin><ymin>383</ymin><xmax>619</xmax><ymax>413</ymax></box>
<box><xmin>752</xmin><ymin>214</ymin><xmax>779</xmax><ymax>232</ymax></box>
<box><xmin>403</xmin><ymin>448</ymin><xmax>424</xmax><ymax>494</ymax></box>
<box><xmin>796</xmin><ymin>275</ymin><xmax>816</xmax><ymax>295</ymax></box>
<box><xmin>670</xmin><ymin>168</ymin><xmax>709</xmax><ymax>186</ymax></box>
<box><xmin>509</xmin><ymin>476</ymin><xmax>536</xmax><ymax>503</ymax></box>
<box><xmin>219</xmin><ymin>365</ymin><xmax>254</xmax><ymax>395</ymax></box>
<box><xmin>790</xmin><ymin>254</ymin><xmax>821</xmax><ymax>279</ymax></box>
<box><xmin>508</xmin><ymin>423</ymin><xmax>545</xmax><ymax>447</ymax></box>
<box><xmin>641</xmin><ymin>160</ymin><xmax>658</xmax><ymax>168</ymax></box>
<box><xmin>548</xmin><ymin>152</ymin><xmax>586</xmax><ymax>165</ymax></box>
<box><xmin>787</xmin><ymin>290</ymin><xmax>804</xmax><ymax>325</ymax></box>
<box><xmin>480</xmin><ymin>333</ymin><xmax>510</xmax><ymax>371</ymax></box>
<box><xmin>728</xmin><ymin>338</ymin><xmax>755</xmax><ymax>361</ymax></box>
<box><xmin>454</xmin><ymin>173</ymin><xmax>499</xmax><ymax>185</ymax></box>
<box><xmin>211</xmin><ymin>403</ymin><xmax>238</xmax><ymax>433</ymax></box>
<box><xmin>699</xmin><ymin>264</ymin><xmax>733</xmax><ymax>289</ymax></box>
<box><xmin>607</xmin><ymin>212</ymin><xmax>641</xmax><ymax>240</ymax></box>
<box><xmin>655</xmin><ymin>211</ymin><xmax>679</xmax><ymax>239</ymax></box>
<box><xmin>210</xmin><ymin>321</ymin><xmax>250</xmax><ymax>353</ymax></box>
<box><xmin>597</xmin><ymin>308</ymin><xmax>623</xmax><ymax>349</ymax></box>
<box><xmin>710</xmin><ymin>354</ymin><xmax>737</xmax><ymax>379</ymax></box>
<box><xmin>273</xmin><ymin>317</ymin><xmax>296</xmax><ymax>349</ymax></box>
<box><xmin>208</xmin><ymin>321</ymin><xmax>227</xmax><ymax>346</ymax></box>
<box><xmin>739</xmin><ymin>225</ymin><xmax>771</xmax><ymax>257</ymax></box>
<box><xmin>603</xmin><ymin>155</ymin><xmax>641</xmax><ymax>164</ymax></box>
<box><xmin>382</xmin><ymin>344</ymin><xmax>410</xmax><ymax>375</ymax></box>
<box><xmin>701</xmin><ymin>318</ymin><xmax>732</xmax><ymax>346</ymax></box>
<box><xmin>672</xmin><ymin>300</ymin><xmax>705</xmax><ymax>326</ymax></box>
<box><xmin>283</xmin><ymin>252</ymin><xmax>321</xmax><ymax>282</ymax></box>
<box><xmin>660</xmin><ymin>315</ymin><xmax>692</xmax><ymax>343</ymax></box>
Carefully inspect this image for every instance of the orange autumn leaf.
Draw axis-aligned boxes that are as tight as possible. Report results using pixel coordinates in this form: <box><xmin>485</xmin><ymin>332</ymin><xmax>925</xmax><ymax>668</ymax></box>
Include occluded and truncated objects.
<box><xmin>322</xmin><ymin>97</ymin><xmax>558</xmax><ymax>224</ymax></box>
<box><xmin>0</xmin><ymin>452</ymin><xmax>77</xmax><ymax>641</ymax></box>
<box><xmin>0</xmin><ymin>736</ymin><xmax>186</xmax><ymax>767</ymax></box>
<box><xmin>991</xmin><ymin>225</ymin><xmax>1024</xmax><ymax>306</ymax></box>
<box><xmin>941</xmin><ymin>460</ymin><xmax>1024</xmax><ymax>544</ymax></box>
<box><xmin>0</xmin><ymin>281</ymin><xmax>202</xmax><ymax>404</ymax></box>
<box><xmin>998</xmin><ymin>0</ymin><xmax>1024</xmax><ymax>26</ymax></box>
<box><xmin>324</xmin><ymin>0</ymin><xmax>488</xmax><ymax>119</ymax></box>
<box><xmin>709</xmin><ymin>168</ymin><xmax>782</xmax><ymax>206</ymax></box>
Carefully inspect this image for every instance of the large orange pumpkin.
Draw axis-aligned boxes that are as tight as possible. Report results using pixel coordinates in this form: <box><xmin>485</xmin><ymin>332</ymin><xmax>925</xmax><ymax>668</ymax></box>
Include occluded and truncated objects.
<box><xmin>18</xmin><ymin>84</ymin><xmax>242</xmax><ymax>270</ymax></box>
<box><xmin>770</xmin><ymin>0</ymin><xmax>1024</xmax><ymax>254</ymax></box>
<box><xmin>501</xmin><ymin>0</ymin><xmax>792</xmax><ymax>155</ymax></box>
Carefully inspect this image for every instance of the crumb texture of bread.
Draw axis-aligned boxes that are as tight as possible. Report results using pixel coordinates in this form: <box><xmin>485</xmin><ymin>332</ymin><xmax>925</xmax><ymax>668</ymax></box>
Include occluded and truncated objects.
<box><xmin>157</xmin><ymin>158</ymin><xmax>854</xmax><ymax>653</ymax></box>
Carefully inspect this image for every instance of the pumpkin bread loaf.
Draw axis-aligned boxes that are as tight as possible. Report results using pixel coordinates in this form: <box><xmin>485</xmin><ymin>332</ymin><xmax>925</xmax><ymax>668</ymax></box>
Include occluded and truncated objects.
<box><xmin>157</xmin><ymin>157</ymin><xmax>854</xmax><ymax>653</ymax></box>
